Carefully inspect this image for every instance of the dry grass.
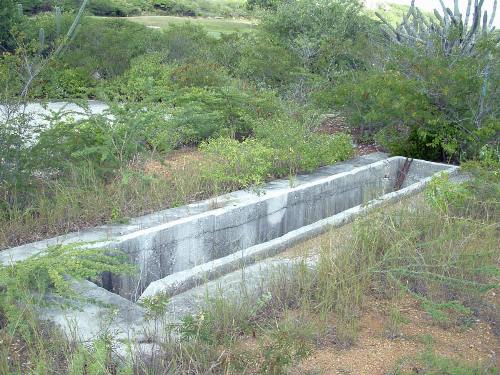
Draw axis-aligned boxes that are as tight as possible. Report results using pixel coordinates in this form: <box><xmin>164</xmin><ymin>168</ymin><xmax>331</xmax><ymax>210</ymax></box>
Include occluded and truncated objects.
<box><xmin>0</xmin><ymin>148</ymin><xmax>217</xmax><ymax>250</ymax></box>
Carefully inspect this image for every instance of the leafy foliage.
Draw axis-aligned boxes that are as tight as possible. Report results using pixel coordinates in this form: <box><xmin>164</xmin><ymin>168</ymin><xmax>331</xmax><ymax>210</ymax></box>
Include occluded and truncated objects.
<box><xmin>32</xmin><ymin>104</ymin><xmax>172</xmax><ymax>175</ymax></box>
<box><xmin>332</xmin><ymin>43</ymin><xmax>499</xmax><ymax>161</ymax></box>
<box><xmin>0</xmin><ymin>243</ymin><xmax>134</xmax><ymax>298</ymax></box>
<box><xmin>87</xmin><ymin>0</ymin><xmax>143</xmax><ymax>16</ymax></box>
<box><xmin>260</xmin><ymin>0</ymin><xmax>374</xmax><ymax>78</ymax></box>
<box><xmin>0</xmin><ymin>0</ymin><xmax>19</xmax><ymax>51</ymax></box>
<box><xmin>0</xmin><ymin>242</ymin><xmax>135</xmax><ymax>338</ymax></box>
<box><xmin>200</xmin><ymin>137</ymin><xmax>275</xmax><ymax>189</ymax></box>
<box><xmin>255</xmin><ymin>118</ymin><xmax>354</xmax><ymax>174</ymax></box>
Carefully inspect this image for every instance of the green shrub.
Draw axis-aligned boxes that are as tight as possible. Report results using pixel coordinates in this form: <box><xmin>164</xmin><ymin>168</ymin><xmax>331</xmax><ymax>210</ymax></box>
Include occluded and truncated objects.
<box><xmin>88</xmin><ymin>0</ymin><xmax>142</xmax><ymax>16</ymax></box>
<box><xmin>331</xmin><ymin>47</ymin><xmax>499</xmax><ymax>162</ymax></box>
<box><xmin>427</xmin><ymin>156</ymin><xmax>500</xmax><ymax>221</ymax></box>
<box><xmin>330</xmin><ymin>20</ymin><xmax>499</xmax><ymax>162</ymax></box>
<box><xmin>0</xmin><ymin>0</ymin><xmax>18</xmax><ymax>51</ymax></box>
<box><xmin>0</xmin><ymin>242</ymin><xmax>134</xmax><ymax>372</ymax></box>
<box><xmin>260</xmin><ymin>316</ymin><xmax>315</xmax><ymax>374</ymax></box>
<box><xmin>168</xmin><ymin>85</ymin><xmax>280</xmax><ymax>142</ymax></box>
<box><xmin>101</xmin><ymin>53</ymin><xmax>173</xmax><ymax>101</ymax></box>
<box><xmin>260</xmin><ymin>0</ymin><xmax>374</xmax><ymax>77</ymax></box>
<box><xmin>152</xmin><ymin>0</ymin><xmax>246</xmax><ymax>17</ymax></box>
<box><xmin>211</xmin><ymin>33</ymin><xmax>244</xmax><ymax>73</ymax></box>
<box><xmin>152</xmin><ymin>0</ymin><xmax>198</xmax><ymax>16</ymax></box>
<box><xmin>327</xmin><ymin>69</ymin><xmax>438</xmax><ymax>158</ymax></box>
<box><xmin>169</xmin><ymin>61</ymin><xmax>230</xmax><ymax>89</ymax></box>
<box><xmin>32</xmin><ymin>63</ymin><xmax>95</xmax><ymax>99</ymax></box>
<box><xmin>61</xmin><ymin>18</ymin><xmax>169</xmax><ymax>78</ymax></box>
<box><xmin>254</xmin><ymin>118</ymin><xmax>354</xmax><ymax>174</ymax></box>
<box><xmin>18</xmin><ymin>0</ymin><xmax>53</xmax><ymax>13</ymax></box>
<box><xmin>237</xmin><ymin>34</ymin><xmax>301</xmax><ymax>87</ymax></box>
<box><xmin>105</xmin><ymin>55</ymin><xmax>235</xmax><ymax>101</ymax></box>
<box><xmin>246</xmin><ymin>0</ymin><xmax>281</xmax><ymax>11</ymax></box>
<box><xmin>32</xmin><ymin>104</ymin><xmax>173</xmax><ymax>176</ymax></box>
<box><xmin>0</xmin><ymin>242</ymin><xmax>134</xmax><ymax>335</ymax></box>
<box><xmin>199</xmin><ymin>137</ymin><xmax>275</xmax><ymax>190</ymax></box>
<box><xmin>161</xmin><ymin>23</ymin><xmax>216</xmax><ymax>63</ymax></box>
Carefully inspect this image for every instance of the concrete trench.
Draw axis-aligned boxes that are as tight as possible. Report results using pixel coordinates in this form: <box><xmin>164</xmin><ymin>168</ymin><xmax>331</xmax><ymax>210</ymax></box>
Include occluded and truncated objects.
<box><xmin>0</xmin><ymin>153</ymin><xmax>458</xmax><ymax>347</ymax></box>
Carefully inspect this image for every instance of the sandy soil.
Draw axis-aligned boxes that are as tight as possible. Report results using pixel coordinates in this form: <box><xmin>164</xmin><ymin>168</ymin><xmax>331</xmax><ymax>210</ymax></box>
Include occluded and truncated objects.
<box><xmin>292</xmin><ymin>295</ymin><xmax>499</xmax><ymax>375</ymax></box>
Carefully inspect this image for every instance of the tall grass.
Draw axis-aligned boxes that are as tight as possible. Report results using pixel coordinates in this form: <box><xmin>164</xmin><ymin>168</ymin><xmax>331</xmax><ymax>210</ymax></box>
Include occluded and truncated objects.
<box><xmin>0</xmin><ymin>157</ymin><xmax>219</xmax><ymax>249</ymax></box>
<box><xmin>0</xmin><ymin>164</ymin><xmax>497</xmax><ymax>374</ymax></box>
<box><xmin>156</xmin><ymin>165</ymin><xmax>499</xmax><ymax>372</ymax></box>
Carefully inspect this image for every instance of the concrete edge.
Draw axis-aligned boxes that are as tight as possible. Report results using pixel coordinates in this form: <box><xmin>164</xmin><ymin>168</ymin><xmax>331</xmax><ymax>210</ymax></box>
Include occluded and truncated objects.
<box><xmin>117</xmin><ymin>156</ymin><xmax>403</xmax><ymax>243</ymax></box>
<box><xmin>0</xmin><ymin>153</ymin><xmax>390</xmax><ymax>265</ymax></box>
<box><xmin>139</xmin><ymin>164</ymin><xmax>459</xmax><ymax>301</ymax></box>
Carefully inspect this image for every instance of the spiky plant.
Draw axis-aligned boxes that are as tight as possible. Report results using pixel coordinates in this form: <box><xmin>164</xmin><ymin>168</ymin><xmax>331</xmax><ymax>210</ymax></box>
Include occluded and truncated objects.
<box><xmin>376</xmin><ymin>0</ymin><xmax>498</xmax><ymax>56</ymax></box>
<box><xmin>15</xmin><ymin>0</ymin><xmax>90</xmax><ymax>97</ymax></box>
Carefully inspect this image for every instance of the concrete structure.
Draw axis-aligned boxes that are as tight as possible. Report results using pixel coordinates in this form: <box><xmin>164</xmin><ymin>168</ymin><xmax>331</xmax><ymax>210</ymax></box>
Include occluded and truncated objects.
<box><xmin>0</xmin><ymin>153</ymin><xmax>459</xmax><ymax>346</ymax></box>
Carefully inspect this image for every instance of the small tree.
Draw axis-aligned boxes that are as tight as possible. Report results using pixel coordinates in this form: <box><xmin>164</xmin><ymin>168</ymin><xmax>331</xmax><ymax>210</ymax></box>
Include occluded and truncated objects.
<box><xmin>337</xmin><ymin>0</ymin><xmax>500</xmax><ymax>162</ymax></box>
<box><xmin>0</xmin><ymin>0</ymin><xmax>90</xmax><ymax>200</ymax></box>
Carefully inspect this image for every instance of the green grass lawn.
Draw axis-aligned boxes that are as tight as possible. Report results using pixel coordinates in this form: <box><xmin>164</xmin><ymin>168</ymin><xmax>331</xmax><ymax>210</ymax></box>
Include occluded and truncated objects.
<box><xmin>127</xmin><ymin>15</ymin><xmax>256</xmax><ymax>37</ymax></box>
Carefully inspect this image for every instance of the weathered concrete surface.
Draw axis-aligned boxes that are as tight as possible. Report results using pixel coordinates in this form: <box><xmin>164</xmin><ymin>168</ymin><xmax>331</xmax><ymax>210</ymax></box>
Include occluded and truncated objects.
<box><xmin>0</xmin><ymin>154</ymin><xmax>458</xmax><ymax>348</ymax></box>
<box><xmin>1</xmin><ymin>154</ymin><xmax>458</xmax><ymax>304</ymax></box>
<box><xmin>40</xmin><ymin>279</ymin><xmax>148</xmax><ymax>344</ymax></box>
<box><xmin>138</xmin><ymin>159</ymin><xmax>452</xmax><ymax>300</ymax></box>
<box><xmin>0</xmin><ymin>153</ymin><xmax>385</xmax><ymax>294</ymax></box>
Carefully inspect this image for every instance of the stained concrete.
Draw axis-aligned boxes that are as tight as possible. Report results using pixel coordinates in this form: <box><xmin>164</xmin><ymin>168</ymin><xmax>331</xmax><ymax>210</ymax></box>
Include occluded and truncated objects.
<box><xmin>0</xmin><ymin>154</ymin><xmax>459</xmax><ymax>346</ymax></box>
<box><xmin>0</xmin><ymin>154</ymin><xmax>458</xmax><ymax>303</ymax></box>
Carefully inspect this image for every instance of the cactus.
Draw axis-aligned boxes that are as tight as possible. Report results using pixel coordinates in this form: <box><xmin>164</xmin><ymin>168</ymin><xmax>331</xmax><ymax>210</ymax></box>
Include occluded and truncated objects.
<box><xmin>375</xmin><ymin>0</ymin><xmax>498</xmax><ymax>56</ymax></box>
<box><xmin>38</xmin><ymin>28</ymin><xmax>45</xmax><ymax>51</ymax></box>
<box><xmin>17</xmin><ymin>0</ymin><xmax>90</xmax><ymax>98</ymax></box>
<box><xmin>17</xmin><ymin>3</ymin><xmax>23</xmax><ymax>17</ymax></box>
<box><xmin>55</xmin><ymin>6</ymin><xmax>62</xmax><ymax>37</ymax></box>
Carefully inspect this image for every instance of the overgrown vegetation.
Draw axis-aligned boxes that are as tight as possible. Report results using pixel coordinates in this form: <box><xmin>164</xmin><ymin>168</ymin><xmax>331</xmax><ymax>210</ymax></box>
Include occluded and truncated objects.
<box><xmin>2</xmin><ymin>158</ymin><xmax>496</xmax><ymax>373</ymax></box>
<box><xmin>1</xmin><ymin>2</ymin><xmax>363</xmax><ymax>248</ymax></box>
<box><xmin>0</xmin><ymin>242</ymin><xmax>135</xmax><ymax>374</ymax></box>
<box><xmin>151</xmin><ymin>159</ymin><xmax>499</xmax><ymax>374</ymax></box>
<box><xmin>329</xmin><ymin>0</ymin><xmax>499</xmax><ymax>162</ymax></box>
<box><xmin>0</xmin><ymin>0</ymin><xmax>499</xmax><ymax>372</ymax></box>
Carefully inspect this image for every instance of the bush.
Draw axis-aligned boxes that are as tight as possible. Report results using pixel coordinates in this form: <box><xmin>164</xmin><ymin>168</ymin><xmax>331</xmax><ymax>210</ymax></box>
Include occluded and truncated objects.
<box><xmin>18</xmin><ymin>0</ymin><xmax>53</xmax><ymax>14</ymax></box>
<box><xmin>31</xmin><ymin>104</ymin><xmax>172</xmax><ymax>176</ymax></box>
<box><xmin>427</xmin><ymin>155</ymin><xmax>500</xmax><ymax>221</ymax></box>
<box><xmin>61</xmin><ymin>18</ymin><xmax>169</xmax><ymax>79</ymax></box>
<box><xmin>0</xmin><ymin>0</ymin><xmax>18</xmax><ymax>51</ymax></box>
<box><xmin>260</xmin><ymin>0</ymin><xmax>375</xmax><ymax>77</ymax></box>
<box><xmin>254</xmin><ymin>118</ymin><xmax>354</xmax><ymax>174</ymax></box>
<box><xmin>168</xmin><ymin>85</ymin><xmax>280</xmax><ymax>143</ymax></box>
<box><xmin>152</xmin><ymin>0</ymin><xmax>246</xmax><ymax>17</ymax></box>
<box><xmin>152</xmin><ymin>0</ymin><xmax>198</xmax><ymax>16</ymax></box>
<box><xmin>237</xmin><ymin>34</ymin><xmax>301</xmax><ymax>87</ymax></box>
<box><xmin>0</xmin><ymin>242</ymin><xmax>134</xmax><ymax>373</ymax></box>
<box><xmin>199</xmin><ymin>137</ymin><xmax>275</xmax><ymax>190</ymax></box>
<box><xmin>32</xmin><ymin>63</ymin><xmax>96</xmax><ymax>99</ymax></box>
<box><xmin>332</xmin><ymin>46</ymin><xmax>499</xmax><ymax>162</ymax></box>
<box><xmin>161</xmin><ymin>23</ymin><xmax>216</xmax><ymax>63</ymax></box>
<box><xmin>327</xmin><ymin>68</ymin><xmax>442</xmax><ymax>159</ymax></box>
<box><xmin>101</xmin><ymin>53</ymin><xmax>173</xmax><ymax>101</ymax></box>
<box><xmin>88</xmin><ymin>0</ymin><xmax>142</xmax><ymax>16</ymax></box>
<box><xmin>101</xmin><ymin>55</ymin><xmax>283</xmax><ymax>143</ymax></box>
<box><xmin>246</xmin><ymin>0</ymin><xmax>281</xmax><ymax>11</ymax></box>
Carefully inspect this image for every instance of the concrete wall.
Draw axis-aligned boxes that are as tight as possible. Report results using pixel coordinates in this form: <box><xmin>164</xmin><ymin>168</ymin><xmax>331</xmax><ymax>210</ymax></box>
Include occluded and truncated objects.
<box><xmin>0</xmin><ymin>154</ymin><xmax>455</xmax><ymax>303</ymax></box>
<box><xmin>108</xmin><ymin>156</ymin><xmax>451</xmax><ymax>301</ymax></box>
<box><xmin>0</xmin><ymin>154</ymin><xmax>459</xmax><ymax>346</ymax></box>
